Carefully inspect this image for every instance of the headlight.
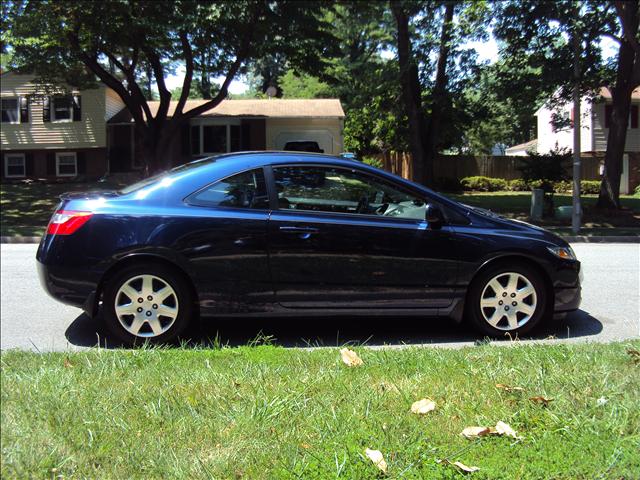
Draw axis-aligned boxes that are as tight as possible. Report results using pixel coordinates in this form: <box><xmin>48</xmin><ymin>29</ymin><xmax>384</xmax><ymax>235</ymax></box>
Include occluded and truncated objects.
<box><xmin>547</xmin><ymin>246</ymin><xmax>576</xmax><ymax>260</ymax></box>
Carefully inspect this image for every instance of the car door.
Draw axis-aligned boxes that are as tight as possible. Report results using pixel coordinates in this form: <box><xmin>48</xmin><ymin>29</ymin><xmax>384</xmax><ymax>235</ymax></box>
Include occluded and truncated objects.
<box><xmin>266</xmin><ymin>164</ymin><xmax>459</xmax><ymax>309</ymax></box>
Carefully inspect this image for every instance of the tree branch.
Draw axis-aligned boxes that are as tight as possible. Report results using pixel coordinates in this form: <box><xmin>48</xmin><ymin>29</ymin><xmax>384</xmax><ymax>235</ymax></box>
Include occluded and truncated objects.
<box><xmin>143</xmin><ymin>46</ymin><xmax>171</xmax><ymax>122</ymax></box>
<box><xmin>103</xmin><ymin>51</ymin><xmax>153</xmax><ymax>121</ymax></box>
<box><xmin>173</xmin><ymin>31</ymin><xmax>194</xmax><ymax>119</ymax></box>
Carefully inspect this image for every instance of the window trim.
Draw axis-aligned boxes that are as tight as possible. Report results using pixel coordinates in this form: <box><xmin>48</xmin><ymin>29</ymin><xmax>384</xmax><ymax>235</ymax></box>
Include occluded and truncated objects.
<box><xmin>51</xmin><ymin>96</ymin><xmax>73</xmax><ymax>123</ymax></box>
<box><xmin>4</xmin><ymin>153</ymin><xmax>26</xmax><ymax>178</ymax></box>
<box><xmin>55</xmin><ymin>152</ymin><xmax>78</xmax><ymax>177</ymax></box>
<box><xmin>190</xmin><ymin>118</ymin><xmax>242</xmax><ymax>156</ymax></box>
<box><xmin>183</xmin><ymin>166</ymin><xmax>270</xmax><ymax>212</ymax></box>
<box><xmin>1</xmin><ymin>97</ymin><xmax>20</xmax><ymax>124</ymax></box>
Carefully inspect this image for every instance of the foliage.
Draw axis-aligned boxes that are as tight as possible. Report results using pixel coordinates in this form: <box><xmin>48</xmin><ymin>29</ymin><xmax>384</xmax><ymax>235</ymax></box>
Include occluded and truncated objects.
<box><xmin>3</xmin><ymin>0</ymin><xmax>336</xmax><ymax>172</ymax></box>
<box><xmin>279</xmin><ymin>69</ymin><xmax>331</xmax><ymax>98</ymax></box>
<box><xmin>518</xmin><ymin>149</ymin><xmax>571</xmax><ymax>186</ymax></box>
<box><xmin>361</xmin><ymin>156</ymin><xmax>384</xmax><ymax>169</ymax></box>
<box><xmin>554</xmin><ymin>180</ymin><xmax>601</xmax><ymax>194</ymax></box>
<box><xmin>460</xmin><ymin>176</ymin><xmax>508</xmax><ymax>192</ymax></box>
<box><xmin>2</xmin><ymin>342</ymin><xmax>639</xmax><ymax>478</ymax></box>
<box><xmin>635</xmin><ymin>184</ymin><xmax>640</xmax><ymax>198</ymax></box>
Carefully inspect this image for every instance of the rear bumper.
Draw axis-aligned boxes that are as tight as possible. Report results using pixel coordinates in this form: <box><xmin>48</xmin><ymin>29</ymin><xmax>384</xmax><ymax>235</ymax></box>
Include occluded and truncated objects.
<box><xmin>37</xmin><ymin>260</ymin><xmax>98</xmax><ymax>316</ymax></box>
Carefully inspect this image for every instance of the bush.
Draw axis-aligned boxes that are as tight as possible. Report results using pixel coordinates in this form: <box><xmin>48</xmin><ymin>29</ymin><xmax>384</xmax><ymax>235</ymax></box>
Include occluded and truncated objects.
<box><xmin>551</xmin><ymin>180</ymin><xmax>601</xmax><ymax>194</ymax></box>
<box><xmin>507</xmin><ymin>179</ymin><xmax>530</xmax><ymax>191</ymax></box>
<box><xmin>460</xmin><ymin>176</ymin><xmax>508</xmax><ymax>192</ymax></box>
<box><xmin>634</xmin><ymin>185</ymin><xmax>640</xmax><ymax>197</ymax></box>
<box><xmin>362</xmin><ymin>156</ymin><xmax>384</xmax><ymax>169</ymax></box>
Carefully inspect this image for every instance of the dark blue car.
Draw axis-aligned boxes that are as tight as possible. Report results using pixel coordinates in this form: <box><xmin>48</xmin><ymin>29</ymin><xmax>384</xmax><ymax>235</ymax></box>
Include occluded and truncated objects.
<box><xmin>37</xmin><ymin>152</ymin><xmax>581</xmax><ymax>345</ymax></box>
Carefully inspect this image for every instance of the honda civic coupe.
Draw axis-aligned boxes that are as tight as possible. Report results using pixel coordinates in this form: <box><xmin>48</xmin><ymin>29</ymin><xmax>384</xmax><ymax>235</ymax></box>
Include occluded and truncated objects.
<box><xmin>37</xmin><ymin>152</ymin><xmax>581</xmax><ymax>345</ymax></box>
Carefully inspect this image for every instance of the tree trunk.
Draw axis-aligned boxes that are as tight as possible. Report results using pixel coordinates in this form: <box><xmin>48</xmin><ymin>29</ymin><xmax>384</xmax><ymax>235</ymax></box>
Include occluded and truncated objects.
<box><xmin>391</xmin><ymin>2</ymin><xmax>428</xmax><ymax>185</ymax></box>
<box><xmin>423</xmin><ymin>1</ymin><xmax>454</xmax><ymax>183</ymax></box>
<box><xmin>597</xmin><ymin>0</ymin><xmax>640</xmax><ymax>209</ymax></box>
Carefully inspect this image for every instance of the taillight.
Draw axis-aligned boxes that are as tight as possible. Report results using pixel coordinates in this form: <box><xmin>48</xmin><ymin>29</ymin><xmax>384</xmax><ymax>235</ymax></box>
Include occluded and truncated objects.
<box><xmin>46</xmin><ymin>210</ymin><xmax>93</xmax><ymax>235</ymax></box>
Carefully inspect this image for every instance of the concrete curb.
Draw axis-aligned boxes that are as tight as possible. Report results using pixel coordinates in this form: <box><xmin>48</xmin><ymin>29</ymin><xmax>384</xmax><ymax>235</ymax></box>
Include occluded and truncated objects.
<box><xmin>1</xmin><ymin>236</ymin><xmax>42</xmax><ymax>244</ymax></box>
<box><xmin>2</xmin><ymin>235</ymin><xmax>639</xmax><ymax>244</ymax></box>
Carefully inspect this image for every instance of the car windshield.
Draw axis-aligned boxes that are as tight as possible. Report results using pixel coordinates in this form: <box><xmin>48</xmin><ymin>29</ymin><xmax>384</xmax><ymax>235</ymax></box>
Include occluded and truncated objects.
<box><xmin>119</xmin><ymin>156</ymin><xmax>219</xmax><ymax>194</ymax></box>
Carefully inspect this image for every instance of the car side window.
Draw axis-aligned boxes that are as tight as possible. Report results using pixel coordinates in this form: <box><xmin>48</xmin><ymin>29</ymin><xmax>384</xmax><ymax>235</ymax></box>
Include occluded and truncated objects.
<box><xmin>186</xmin><ymin>169</ymin><xmax>269</xmax><ymax>209</ymax></box>
<box><xmin>272</xmin><ymin>166</ymin><xmax>428</xmax><ymax>220</ymax></box>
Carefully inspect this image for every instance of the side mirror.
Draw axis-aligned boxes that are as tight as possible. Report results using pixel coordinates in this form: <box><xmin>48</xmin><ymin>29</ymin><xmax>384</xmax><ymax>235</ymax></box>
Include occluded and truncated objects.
<box><xmin>425</xmin><ymin>203</ymin><xmax>444</xmax><ymax>227</ymax></box>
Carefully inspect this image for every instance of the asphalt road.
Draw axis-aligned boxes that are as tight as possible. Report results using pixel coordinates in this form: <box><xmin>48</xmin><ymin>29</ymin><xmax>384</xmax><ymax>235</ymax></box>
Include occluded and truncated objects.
<box><xmin>1</xmin><ymin>243</ymin><xmax>638</xmax><ymax>351</ymax></box>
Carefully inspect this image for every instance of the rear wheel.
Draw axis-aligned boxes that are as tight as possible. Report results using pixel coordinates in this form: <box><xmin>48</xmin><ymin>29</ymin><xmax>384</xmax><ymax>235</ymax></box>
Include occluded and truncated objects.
<box><xmin>103</xmin><ymin>264</ymin><xmax>193</xmax><ymax>346</ymax></box>
<box><xmin>466</xmin><ymin>263</ymin><xmax>548</xmax><ymax>337</ymax></box>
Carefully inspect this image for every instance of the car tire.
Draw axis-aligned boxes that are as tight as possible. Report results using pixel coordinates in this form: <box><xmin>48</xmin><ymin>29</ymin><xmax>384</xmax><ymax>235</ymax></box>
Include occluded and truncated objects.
<box><xmin>102</xmin><ymin>263</ymin><xmax>193</xmax><ymax>346</ymax></box>
<box><xmin>466</xmin><ymin>262</ymin><xmax>548</xmax><ymax>337</ymax></box>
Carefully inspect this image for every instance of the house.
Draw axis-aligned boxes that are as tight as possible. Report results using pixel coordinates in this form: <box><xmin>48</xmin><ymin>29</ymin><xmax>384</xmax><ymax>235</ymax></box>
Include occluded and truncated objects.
<box><xmin>504</xmin><ymin>139</ymin><xmax>538</xmax><ymax>156</ymax></box>
<box><xmin>1</xmin><ymin>72</ymin><xmax>345</xmax><ymax>180</ymax></box>
<box><xmin>506</xmin><ymin>87</ymin><xmax>640</xmax><ymax>193</ymax></box>
<box><xmin>107</xmin><ymin>98</ymin><xmax>345</xmax><ymax>173</ymax></box>
<box><xmin>1</xmin><ymin>72</ymin><xmax>124</xmax><ymax>180</ymax></box>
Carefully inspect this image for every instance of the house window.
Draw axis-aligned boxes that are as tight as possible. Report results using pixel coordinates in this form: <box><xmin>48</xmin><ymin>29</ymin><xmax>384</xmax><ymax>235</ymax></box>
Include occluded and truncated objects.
<box><xmin>56</xmin><ymin>152</ymin><xmax>77</xmax><ymax>177</ymax></box>
<box><xmin>4</xmin><ymin>153</ymin><xmax>26</xmax><ymax>178</ymax></box>
<box><xmin>1</xmin><ymin>98</ymin><xmax>19</xmax><ymax>123</ymax></box>
<box><xmin>52</xmin><ymin>96</ymin><xmax>73</xmax><ymax>122</ymax></box>
<box><xmin>190</xmin><ymin>121</ymin><xmax>241</xmax><ymax>155</ymax></box>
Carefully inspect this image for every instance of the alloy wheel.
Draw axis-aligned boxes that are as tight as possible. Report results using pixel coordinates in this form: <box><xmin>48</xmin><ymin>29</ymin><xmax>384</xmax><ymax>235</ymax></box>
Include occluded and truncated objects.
<box><xmin>114</xmin><ymin>274</ymin><xmax>179</xmax><ymax>338</ymax></box>
<box><xmin>479</xmin><ymin>272</ymin><xmax>537</xmax><ymax>331</ymax></box>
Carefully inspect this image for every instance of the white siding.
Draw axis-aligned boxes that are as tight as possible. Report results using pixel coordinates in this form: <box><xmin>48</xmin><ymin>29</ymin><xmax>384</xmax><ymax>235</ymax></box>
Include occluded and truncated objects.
<box><xmin>535</xmin><ymin>98</ymin><xmax>593</xmax><ymax>154</ymax></box>
<box><xmin>1</xmin><ymin>72</ymin><xmax>106</xmax><ymax>149</ymax></box>
<box><xmin>592</xmin><ymin>102</ymin><xmax>640</xmax><ymax>152</ymax></box>
<box><xmin>105</xmin><ymin>88</ymin><xmax>125</xmax><ymax>120</ymax></box>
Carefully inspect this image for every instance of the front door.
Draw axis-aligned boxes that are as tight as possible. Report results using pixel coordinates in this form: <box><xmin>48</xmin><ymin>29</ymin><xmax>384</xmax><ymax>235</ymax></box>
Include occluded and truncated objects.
<box><xmin>267</xmin><ymin>165</ymin><xmax>458</xmax><ymax>309</ymax></box>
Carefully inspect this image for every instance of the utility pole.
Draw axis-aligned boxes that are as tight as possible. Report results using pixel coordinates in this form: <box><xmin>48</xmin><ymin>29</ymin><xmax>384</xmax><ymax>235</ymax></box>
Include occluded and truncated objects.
<box><xmin>571</xmin><ymin>19</ymin><xmax>582</xmax><ymax>234</ymax></box>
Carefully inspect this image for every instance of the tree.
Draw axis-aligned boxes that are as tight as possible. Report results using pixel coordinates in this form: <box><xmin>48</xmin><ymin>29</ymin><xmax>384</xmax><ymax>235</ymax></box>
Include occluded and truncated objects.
<box><xmin>390</xmin><ymin>0</ymin><xmax>489</xmax><ymax>186</ymax></box>
<box><xmin>597</xmin><ymin>0</ymin><xmax>640</xmax><ymax>209</ymax></box>
<box><xmin>4</xmin><ymin>0</ymin><xmax>334</xmax><ymax>174</ymax></box>
<box><xmin>279</xmin><ymin>69</ymin><xmax>331</xmax><ymax>98</ymax></box>
<box><xmin>494</xmin><ymin>0</ymin><xmax>637</xmax><ymax>209</ymax></box>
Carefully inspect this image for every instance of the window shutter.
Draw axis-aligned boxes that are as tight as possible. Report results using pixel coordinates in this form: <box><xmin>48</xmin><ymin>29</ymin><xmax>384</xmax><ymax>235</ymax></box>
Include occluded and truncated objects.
<box><xmin>72</xmin><ymin>95</ymin><xmax>82</xmax><ymax>121</ymax></box>
<box><xmin>181</xmin><ymin>124</ymin><xmax>191</xmax><ymax>155</ymax></box>
<box><xmin>25</xmin><ymin>153</ymin><xmax>34</xmax><ymax>176</ymax></box>
<box><xmin>77</xmin><ymin>151</ymin><xmax>86</xmax><ymax>174</ymax></box>
<box><xmin>631</xmin><ymin>105</ymin><xmax>638</xmax><ymax>129</ymax></box>
<box><xmin>604</xmin><ymin>104</ymin><xmax>612</xmax><ymax>128</ymax></box>
<box><xmin>43</xmin><ymin>97</ymin><xmax>51</xmax><ymax>122</ymax></box>
<box><xmin>19</xmin><ymin>97</ymin><xmax>29</xmax><ymax>123</ymax></box>
<box><xmin>46</xmin><ymin>152</ymin><xmax>56</xmax><ymax>175</ymax></box>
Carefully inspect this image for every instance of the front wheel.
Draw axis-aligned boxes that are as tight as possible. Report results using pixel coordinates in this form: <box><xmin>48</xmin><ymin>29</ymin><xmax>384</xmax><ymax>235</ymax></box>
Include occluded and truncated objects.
<box><xmin>466</xmin><ymin>263</ymin><xmax>548</xmax><ymax>337</ymax></box>
<box><xmin>103</xmin><ymin>264</ymin><xmax>193</xmax><ymax>346</ymax></box>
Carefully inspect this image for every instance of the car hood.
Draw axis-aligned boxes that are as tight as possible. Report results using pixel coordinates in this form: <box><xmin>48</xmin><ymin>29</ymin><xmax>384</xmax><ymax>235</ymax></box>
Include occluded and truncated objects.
<box><xmin>463</xmin><ymin>205</ymin><xmax>568</xmax><ymax>247</ymax></box>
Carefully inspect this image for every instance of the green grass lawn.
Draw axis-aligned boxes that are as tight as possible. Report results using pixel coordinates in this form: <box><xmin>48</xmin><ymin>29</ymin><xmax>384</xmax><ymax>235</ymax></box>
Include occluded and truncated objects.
<box><xmin>2</xmin><ymin>342</ymin><xmax>639</xmax><ymax>479</ymax></box>
<box><xmin>1</xmin><ymin>181</ymin><xmax>639</xmax><ymax>236</ymax></box>
<box><xmin>0</xmin><ymin>181</ymin><xmax>124</xmax><ymax>237</ymax></box>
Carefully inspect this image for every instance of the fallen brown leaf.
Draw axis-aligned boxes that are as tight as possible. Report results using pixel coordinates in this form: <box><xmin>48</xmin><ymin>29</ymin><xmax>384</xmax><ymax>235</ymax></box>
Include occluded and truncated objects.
<box><xmin>495</xmin><ymin>421</ymin><xmax>520</xmax><ymax>439</ymax></box>
<box><xmin>410</xmin><ymin>398</ymin><xmax>436</xmax><ymax>415</ymax></box>
<box><xmin>461</xmin><ymin>426</ymin><xmax>492</xmax><ymax>439</ymax></box>
<box><xmin>340</xmin><ymin>348</ymin><xmax>363</xmax><ymax>367</ymax></box>
<box><xmin>437</xmin><ymin>459</ymin><xmax>480</xmax><ymax>473</ymax></box>
<box><xmin>365</xmin><ymin>448</ymin><xmax>388</xmax><ymax>474</ymax></box>
<box><xmin>627</xmin><ymin>348</ymin><xmax>640</xmax><ymax>364</ymax></box>
<box><xmin>495</xmin><ymin>383</ymin><xmax>524</xmax><ymax>392</ymax></box>
<box><xmin>63</xmin><ymin>357</ymin><xmax>73</xmax><ymax>368</ymax></box>
<box><xmin>529</xmin><ymin>396</ymin><xmax>554</xmax><ymax>406</ymax></box>
<box><xmin>300</xmin><ymin>443</ymin><xmax>310</xmax><ymax>449</ymax></box>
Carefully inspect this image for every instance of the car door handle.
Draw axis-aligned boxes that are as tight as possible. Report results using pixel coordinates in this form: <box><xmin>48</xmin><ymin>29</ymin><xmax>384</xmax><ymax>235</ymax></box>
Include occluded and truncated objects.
<box><xmin>279</xmin><ymin>226</ymin><xmax>319</xmax><ymax>234</ymax></box>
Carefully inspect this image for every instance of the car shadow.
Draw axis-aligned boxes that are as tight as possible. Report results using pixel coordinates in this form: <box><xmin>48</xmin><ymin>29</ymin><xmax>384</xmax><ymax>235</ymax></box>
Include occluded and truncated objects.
<box><xmin>65</xmin><ymin>309</ymin><xmax>604</xmax><ymax>349</ymax></box>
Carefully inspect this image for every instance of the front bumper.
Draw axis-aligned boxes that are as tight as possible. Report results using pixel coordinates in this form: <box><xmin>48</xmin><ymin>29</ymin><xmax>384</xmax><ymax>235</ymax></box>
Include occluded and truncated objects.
<box><xmin>552</xmin><ymin>260</ymin><xmax>582</xmax><ymax>312</ymax></box>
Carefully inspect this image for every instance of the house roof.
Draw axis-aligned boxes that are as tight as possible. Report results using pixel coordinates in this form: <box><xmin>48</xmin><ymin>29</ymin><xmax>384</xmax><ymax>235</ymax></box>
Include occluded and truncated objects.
<box><xmin>505</xmin><ymin>139</ymin><xmax>538</xmax><ymax>154</ymax></box>
<box><xmin>109</xmin><ymin>98</ymin><xmax>345</xmax><ymax>123</ymax></box>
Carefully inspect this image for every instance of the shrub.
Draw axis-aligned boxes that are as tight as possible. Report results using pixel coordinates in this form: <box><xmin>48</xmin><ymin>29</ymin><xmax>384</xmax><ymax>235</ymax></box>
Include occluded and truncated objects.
<box><xmin>507</xmin><ymin>179</ymin><xmax>530</xmax><ymax>191</ymax></box>
<box><xmin>460</xmin><ymin>176</ymin><xmax>508</xmax><ymax>192</ymax></box>
<box><xmin>581</xmin><ymin>180</ymin><xmax>600</xmax><ymax>194</ymax></box>
<box><xmin>634</xmin><ymin>185</ymin><xmax>640</xmax><ymax>197</ymax></box>
<box><xmin>553</xmin><ymin>180</ymin><xmax>573</xmax><ymax>193</ymax></box>
<box><xmin>362</xmin><ymin>156</ymin><xmax>384</xmax><ymax>169</ymax></box>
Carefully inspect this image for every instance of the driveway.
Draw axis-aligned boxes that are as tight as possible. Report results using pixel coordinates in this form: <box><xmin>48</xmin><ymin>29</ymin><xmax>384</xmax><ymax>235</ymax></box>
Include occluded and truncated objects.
<box><xmin>1</xmin><ymin>243</ymin><xmax>638</xmax><ymax>351</ymax></box>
